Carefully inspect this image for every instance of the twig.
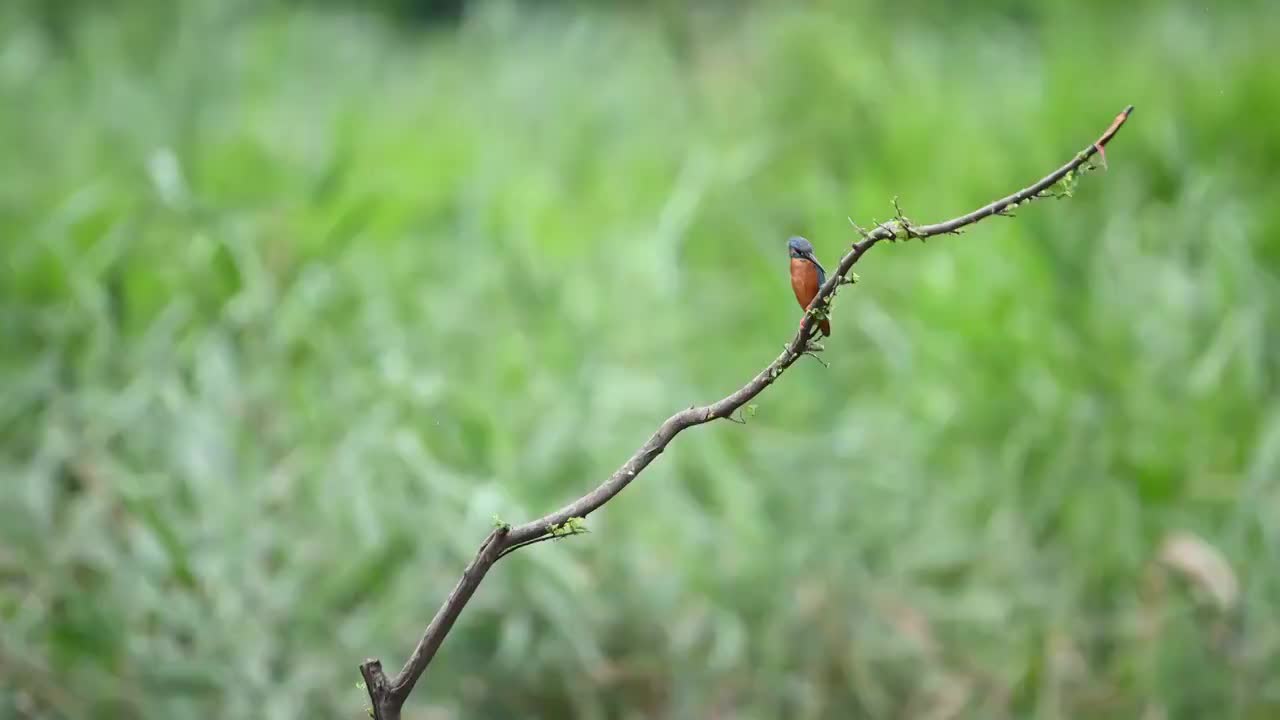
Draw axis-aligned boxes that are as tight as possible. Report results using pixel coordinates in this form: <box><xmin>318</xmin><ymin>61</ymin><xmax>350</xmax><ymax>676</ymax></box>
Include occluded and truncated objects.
<box><xmin>802</xmin><ymin>351</ymin><xmax>830</xmax><ymax>368</ymax></box>
<box><xmin>847</xmin><ymin>216</ymin><xmax>871</xmax><ymax>239</ymax></box>
<box><xmin>495</xmin><ymin>533</ymin><xmax>560</xmax><ymax>560</ymax></box>
<box><xmin>359</xmin><ymin>104</ymin><xmax>1135</xmax><ymax>720</ymax></box>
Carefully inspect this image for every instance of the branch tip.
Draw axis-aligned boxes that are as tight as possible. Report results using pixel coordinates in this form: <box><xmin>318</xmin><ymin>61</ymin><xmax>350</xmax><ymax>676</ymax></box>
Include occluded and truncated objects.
<box><xmin>359</xmin><ymin>660</ymin><xmax>395</xmax><ymax>720</ymax></box>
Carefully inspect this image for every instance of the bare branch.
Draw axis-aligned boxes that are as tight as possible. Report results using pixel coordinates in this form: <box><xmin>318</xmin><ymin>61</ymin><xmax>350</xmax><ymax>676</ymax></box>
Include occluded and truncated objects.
<box><xmin>360</xmin><ymin>527</ymin><xmax>508</xmax><ymax>719</ymax></box>
<box><xmin>360</xmin><ymin>105</ymin><xmax>1135</xmax><ymax>720</ymax></box>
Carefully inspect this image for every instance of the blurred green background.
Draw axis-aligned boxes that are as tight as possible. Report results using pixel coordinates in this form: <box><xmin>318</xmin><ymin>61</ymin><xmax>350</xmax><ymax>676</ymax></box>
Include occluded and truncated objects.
<box><xmin>3</xmin><ymin>0</ymin><xmax>1279</xmax><ymax>718</ymax></box>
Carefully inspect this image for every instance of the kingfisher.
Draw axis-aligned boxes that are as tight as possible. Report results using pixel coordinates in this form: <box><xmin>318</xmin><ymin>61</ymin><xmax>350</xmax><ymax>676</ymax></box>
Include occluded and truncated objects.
<box><xmin>787</xmin><ymin>236</ymin><xmax>830</xmax><ymax>337</ymax></box>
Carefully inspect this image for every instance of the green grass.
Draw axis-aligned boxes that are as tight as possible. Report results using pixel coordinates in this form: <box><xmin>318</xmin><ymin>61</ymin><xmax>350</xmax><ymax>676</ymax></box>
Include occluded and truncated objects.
<box><xmin>3</xmin><ymin>1</ymin><xmax>1280</xmax><ymax>718</ymax></box>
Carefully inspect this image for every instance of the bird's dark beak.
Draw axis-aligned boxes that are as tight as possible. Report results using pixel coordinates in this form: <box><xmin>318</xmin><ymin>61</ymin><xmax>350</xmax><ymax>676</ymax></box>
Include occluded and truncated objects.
<box><xmin>803</xmin><ymin>251</ymin><xmax>826</xmax><ymax>273</ymax></box>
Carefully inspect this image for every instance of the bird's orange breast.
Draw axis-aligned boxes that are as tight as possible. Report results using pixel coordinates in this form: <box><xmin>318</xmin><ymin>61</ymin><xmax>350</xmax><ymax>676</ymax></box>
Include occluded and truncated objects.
<box><xmin>790</xmin><ymin>258</ymin><xmax>821</xmax><ymax>309</ymax></box>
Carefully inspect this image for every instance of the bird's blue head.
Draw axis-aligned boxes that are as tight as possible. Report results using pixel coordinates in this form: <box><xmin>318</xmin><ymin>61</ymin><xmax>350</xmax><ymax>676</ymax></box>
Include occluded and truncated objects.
<box><xmin>786</xmin><ymin>235</ymin><xmax>826</xmax><ymax>281</ymax></box>
<box><xmin>787</xmin><ymin>236</ymin><xmax>815</xmax><ymax>259</ymax></box>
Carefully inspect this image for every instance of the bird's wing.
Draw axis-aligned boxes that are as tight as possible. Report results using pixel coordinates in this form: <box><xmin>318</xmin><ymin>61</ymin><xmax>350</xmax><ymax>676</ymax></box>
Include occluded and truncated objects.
<box><xmin>810</xmin><ymin>256</ymin><xmax>826</xmax><ymax>286</ymax></box>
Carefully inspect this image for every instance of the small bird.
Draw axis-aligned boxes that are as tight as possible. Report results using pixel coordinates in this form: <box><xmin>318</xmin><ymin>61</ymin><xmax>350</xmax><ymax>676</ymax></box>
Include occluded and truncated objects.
<box><xmin>787</xmin><ymin>236</ymin><xmax>830</xmax><ymax>337</ymax></box>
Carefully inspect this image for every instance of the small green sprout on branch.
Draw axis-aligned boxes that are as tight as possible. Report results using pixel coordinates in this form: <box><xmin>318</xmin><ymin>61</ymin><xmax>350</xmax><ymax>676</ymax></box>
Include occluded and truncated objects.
<box><xmin>1055</xmin><ymin>166</ymin><xmax>1083</xmax><ymax>198</ymax></box>
<box><xmin>548</xmin><ymin>517</ymin><xmax>589</xmax><ymax>538</ymax></box>
<box><xmin>494</xmin><ymin>516</ymin><xmax>589</xmax><ymax>561</ymax></box>
<box><xmin>727</xmin><ymin>402</ymin><xmax>759</xmax><ymax>425</ymax></box>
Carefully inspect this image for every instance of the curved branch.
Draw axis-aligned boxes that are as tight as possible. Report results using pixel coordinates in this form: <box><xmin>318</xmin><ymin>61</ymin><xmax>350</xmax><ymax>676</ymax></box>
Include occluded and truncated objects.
<box><xmin>360</xmin><ymin>105</ymin><xmax>1135</xmax><ymax>720</ymax></box>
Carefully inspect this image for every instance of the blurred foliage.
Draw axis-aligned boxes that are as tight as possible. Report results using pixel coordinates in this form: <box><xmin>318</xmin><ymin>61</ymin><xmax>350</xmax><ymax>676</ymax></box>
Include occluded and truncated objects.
<box><xmin>2</xmin><ymin>0</ymin><xmax>1280</xmax><ymax>718</ymax></box>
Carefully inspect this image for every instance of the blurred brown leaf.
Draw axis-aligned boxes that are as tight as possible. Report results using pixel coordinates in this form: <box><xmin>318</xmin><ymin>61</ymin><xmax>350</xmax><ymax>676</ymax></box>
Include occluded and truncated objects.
<box><xmin>1157</xmin><ymin>531</ymin><xmax>1239</xmax><ymax>611</ymax></box>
